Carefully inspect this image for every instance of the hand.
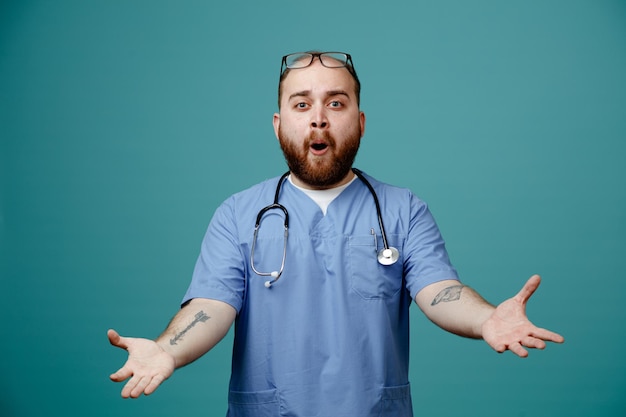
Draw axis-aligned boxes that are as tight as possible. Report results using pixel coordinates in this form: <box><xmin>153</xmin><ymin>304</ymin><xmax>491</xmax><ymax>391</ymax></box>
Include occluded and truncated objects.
<box><xmin>108</xmin><ymin>329</ymin><xmax>176</xmax><ymax>398</ymax></box>
<box><xmin>481</xmin><ymin>275</ymin><xmax>564</xmax><ymax>357</ymax></box>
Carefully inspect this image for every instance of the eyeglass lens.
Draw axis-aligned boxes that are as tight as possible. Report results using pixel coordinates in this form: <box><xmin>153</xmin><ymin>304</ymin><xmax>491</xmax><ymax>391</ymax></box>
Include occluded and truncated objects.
<box><xmin>285</xmin><ymin>52</ymin><xmax>349</xmax><ymax>69</ymax></box>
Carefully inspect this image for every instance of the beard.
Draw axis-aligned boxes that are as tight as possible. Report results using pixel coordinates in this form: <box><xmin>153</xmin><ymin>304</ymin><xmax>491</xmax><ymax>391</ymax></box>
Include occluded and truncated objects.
<box><xmin>278</xmin><ymin>126</ymin><xmax>362</xmax><ymax>189</ymax></box>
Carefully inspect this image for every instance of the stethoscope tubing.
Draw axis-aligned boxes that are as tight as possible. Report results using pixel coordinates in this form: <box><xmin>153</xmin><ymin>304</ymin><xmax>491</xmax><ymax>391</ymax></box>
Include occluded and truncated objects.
<box><xmin>351</xmin><ymin>168</ymin><xmax>391</xmax><ymax>253</ymax></box>
<box><xmin>251</xmin><ymin>168</ymin><xmax>399</xmax><ymax>287</ymax></box>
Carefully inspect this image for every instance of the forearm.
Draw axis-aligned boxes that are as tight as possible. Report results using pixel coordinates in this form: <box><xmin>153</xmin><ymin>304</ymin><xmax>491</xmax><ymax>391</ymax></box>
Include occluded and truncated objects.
<box><xmin>155</xmin><ymin>298</ymin><xmax>236</xmax><ymax>368</ymax></box>
<box><xmin>415</xmin><ymin>280</ymin><xmax>495</xmax><ymax>339</ymax></box>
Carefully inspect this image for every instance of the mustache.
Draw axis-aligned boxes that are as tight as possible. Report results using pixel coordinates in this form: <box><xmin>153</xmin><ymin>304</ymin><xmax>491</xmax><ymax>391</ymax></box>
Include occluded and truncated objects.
<box><xmin>306</xmin><ymin>132</ymin><xmax>336</xmax><ymax>147</ymax></box>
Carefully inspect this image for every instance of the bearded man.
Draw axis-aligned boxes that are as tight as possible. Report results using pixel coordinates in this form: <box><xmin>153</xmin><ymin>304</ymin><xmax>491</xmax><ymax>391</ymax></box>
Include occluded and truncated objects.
<box><xmin>108</xmin><ymin>51</ymin><xmax>563</xmax><ymax>417</ymax></box>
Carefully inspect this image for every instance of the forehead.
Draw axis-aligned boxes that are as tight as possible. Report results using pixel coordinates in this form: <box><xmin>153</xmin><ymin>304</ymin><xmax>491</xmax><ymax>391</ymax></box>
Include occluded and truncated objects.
<box><xmin>281</xmin><ymin>61</ymin><xmax>357</xmax><ymax>99</ymax></box>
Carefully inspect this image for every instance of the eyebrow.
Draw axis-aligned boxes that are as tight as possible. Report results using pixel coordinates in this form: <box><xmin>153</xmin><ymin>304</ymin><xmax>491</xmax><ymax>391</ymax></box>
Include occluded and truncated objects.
<box><xmin>288</xmin><ymin>89</ymin><xmax>352</xmax><ymax>101</ymax></box>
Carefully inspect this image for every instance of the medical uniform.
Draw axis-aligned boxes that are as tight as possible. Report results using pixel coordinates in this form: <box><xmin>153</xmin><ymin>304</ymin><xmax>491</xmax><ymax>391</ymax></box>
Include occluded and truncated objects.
<box><xmin>183</xmin><ymin>171</ymin><xmax>458</xmax><ymax>417</ymax></box>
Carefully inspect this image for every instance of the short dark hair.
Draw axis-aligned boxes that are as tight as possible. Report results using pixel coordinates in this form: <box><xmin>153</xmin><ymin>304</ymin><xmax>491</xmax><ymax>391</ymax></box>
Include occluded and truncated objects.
<box><xmin>277</xmin><ymin>51</ymin><xmax>361</xmax><ymax>109</ymax></box>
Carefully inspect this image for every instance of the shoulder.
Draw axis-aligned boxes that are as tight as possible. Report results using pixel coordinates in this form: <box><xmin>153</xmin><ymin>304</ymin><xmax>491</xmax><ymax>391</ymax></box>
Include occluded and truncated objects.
<box><xmin>207</xmin><ymin>174</ymin><xmax>287</xmax><ymax>235</ymax></box>
<box><xmin>224</xmin><ymin>175</ymin><xmax>286</xmax><ymax>206</ymax></box>
<box><xmin>212</xmin><ymin>174</ymin><xmax>287</xmax><ymax>222</ymax></box>
<box><xmin>354</xmin><ymin>170</ymin><xmax>427</xmax><ymax>208</ymax></box>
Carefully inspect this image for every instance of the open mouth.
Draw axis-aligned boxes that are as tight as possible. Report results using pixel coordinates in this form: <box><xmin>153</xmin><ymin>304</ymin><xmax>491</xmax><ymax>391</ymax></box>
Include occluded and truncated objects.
<box><xmin>308</xmin><ymin>135</ymin><xmax>333</xmax><ymax>156</ymax></box>
<box><xmin>309</xmin><ymin>141</ymin><xmax>330</xmax><ymax>156</ymax></box>
<box><xmin>311</xmin><ymin>143</ymin><xmax>328</xmax><ymax>151</ymax></box>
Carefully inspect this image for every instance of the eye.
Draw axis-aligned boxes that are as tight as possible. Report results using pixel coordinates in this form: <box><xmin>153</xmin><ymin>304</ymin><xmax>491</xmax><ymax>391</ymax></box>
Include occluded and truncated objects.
<box><xmin>295</xmin><ymin>102</ymin><xmax>308</xmax><ymax>109</ymax></box>
<box><xmin>329</xmin><ymin>100</ymin><xmax>342</xmax><ymax>108</ymax></box>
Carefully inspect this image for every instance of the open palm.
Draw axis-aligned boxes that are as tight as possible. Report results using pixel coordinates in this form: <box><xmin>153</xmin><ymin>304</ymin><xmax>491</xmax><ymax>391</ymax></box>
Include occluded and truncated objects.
<box><xmin>108</xmin><ymin>329</ymin><xmax>176</xmax><ymax>398</ymax></box>
<box><xmin>482</xmin><ymin>275</ymin><xmax>564</xmax><ymax>357</ymax></box>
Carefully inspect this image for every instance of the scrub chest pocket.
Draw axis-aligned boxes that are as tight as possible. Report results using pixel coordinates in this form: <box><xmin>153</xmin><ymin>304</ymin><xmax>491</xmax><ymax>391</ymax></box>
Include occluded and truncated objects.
<box><xmin>348</xmin><ymin>234</ymin><xmax>404</xmax><ymax>300</ymax></box>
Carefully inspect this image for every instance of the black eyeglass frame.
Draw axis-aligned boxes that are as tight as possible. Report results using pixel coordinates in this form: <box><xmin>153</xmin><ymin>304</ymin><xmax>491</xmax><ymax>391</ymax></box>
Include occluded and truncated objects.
<box><xmin>279</xmin><ymin>52</ymin><xmax>357</xmax><ymax>78</ymax></box>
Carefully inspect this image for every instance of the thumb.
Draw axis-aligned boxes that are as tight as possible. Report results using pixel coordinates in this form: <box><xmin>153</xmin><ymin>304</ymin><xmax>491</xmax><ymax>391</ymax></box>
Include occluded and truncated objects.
<box><xmin>515</xmin><ymin>274</ymin><xmax>541</xmax><ymax>304</ymax></box>
<box><xmin>107</xmin><ymin>329</ymin><xmax>128</xmax><ymax>350</ymax></box>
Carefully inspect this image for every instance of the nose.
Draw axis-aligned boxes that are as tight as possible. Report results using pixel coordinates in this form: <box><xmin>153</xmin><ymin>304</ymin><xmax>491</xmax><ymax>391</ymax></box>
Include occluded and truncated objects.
<box><xmin>310</xmin><ymin>108</ymin><xmax>328</xmax><ymax>129</ymax></box>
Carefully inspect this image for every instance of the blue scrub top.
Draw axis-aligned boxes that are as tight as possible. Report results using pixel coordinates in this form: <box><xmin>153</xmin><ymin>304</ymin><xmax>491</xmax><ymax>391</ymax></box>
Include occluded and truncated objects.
<box><xmin>183</xmin><ymin>171</ymin><xmax>458</xmax><ymax>417</ymax></box>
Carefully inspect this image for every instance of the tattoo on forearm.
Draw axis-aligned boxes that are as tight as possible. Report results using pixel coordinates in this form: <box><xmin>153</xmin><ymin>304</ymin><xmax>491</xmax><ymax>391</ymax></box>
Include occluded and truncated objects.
<box><xmin>431</xmin><ymin>285</ymin><xmax>465</xmax><ymax>306</ymax></box>
<box><xmin>169</xmin><ymin>311</ymin><xmax>210</xmax><ymax>345</ymax></box>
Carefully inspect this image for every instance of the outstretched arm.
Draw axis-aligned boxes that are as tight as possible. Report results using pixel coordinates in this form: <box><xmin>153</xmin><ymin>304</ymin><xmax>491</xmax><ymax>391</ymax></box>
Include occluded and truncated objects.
<box><xmin>415</xmin><ymin>274</ymin><xmax>564</xmax><ymax>357</ymax></box>
<box><xmin>108</xmin><ymin>298</ymin><xmax>236</xmax><ymax>398</ymax></box>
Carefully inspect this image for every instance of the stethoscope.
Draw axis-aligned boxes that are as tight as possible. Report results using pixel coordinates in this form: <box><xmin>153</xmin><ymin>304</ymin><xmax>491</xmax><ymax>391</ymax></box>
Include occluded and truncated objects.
<box><xmin>250</xmin><ymin>168</ymin><xmax>400</xmax><ymax>288</ymax></box>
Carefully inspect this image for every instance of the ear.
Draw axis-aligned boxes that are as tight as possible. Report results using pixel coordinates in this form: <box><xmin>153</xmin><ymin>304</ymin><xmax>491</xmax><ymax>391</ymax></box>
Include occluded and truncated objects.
<box><xmin>273</xmin><ymin>112</ymin><xmax>280</xmax><ymax>140</ymax></box>
<box><xmin>359</xmin><ymin>111</ymin><xmax>366</xmax><ymax>137</ymax></box>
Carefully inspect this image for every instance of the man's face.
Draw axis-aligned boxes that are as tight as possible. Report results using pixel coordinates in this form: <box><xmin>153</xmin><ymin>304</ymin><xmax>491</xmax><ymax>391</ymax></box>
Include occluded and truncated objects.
<box><xmin>273</xmin><ymin>59</ymin><xmax>366</xmax><ymax>190</ymax></box>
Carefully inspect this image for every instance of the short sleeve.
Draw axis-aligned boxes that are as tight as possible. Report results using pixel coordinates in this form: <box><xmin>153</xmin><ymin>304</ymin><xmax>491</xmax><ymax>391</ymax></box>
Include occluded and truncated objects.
<box><xmin>181</xmin><ymin>197</ymin><xmax>246</xmax><ymax>312</ymax></box>
<box><xmin>403</xmin><ymin>194</ymin><xmax>459</xmax><ymax>299</ymax></box>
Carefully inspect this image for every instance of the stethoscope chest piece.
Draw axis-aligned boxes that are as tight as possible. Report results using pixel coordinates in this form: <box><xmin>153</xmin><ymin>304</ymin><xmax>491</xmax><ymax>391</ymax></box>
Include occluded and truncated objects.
<box><xmin>377</xmin><ymin>247</ymin><xmax>399</xmax><ymax>266</ymax></box>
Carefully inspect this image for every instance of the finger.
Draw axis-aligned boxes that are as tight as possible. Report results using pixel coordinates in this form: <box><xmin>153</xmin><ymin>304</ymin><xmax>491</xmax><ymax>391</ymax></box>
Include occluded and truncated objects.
<box><xmin>130</xmin><ymin>375</ymin><xmax>152</xmax><ymax>399</ymax></box>
<box><xmin>514</xmin><ymin>274</ymin><xmax>541</xmax><ymax>304</ymax></box>
<box><xmin>121</xmin><ymin>375</ymin><xmax>143</xmax><ymax>399</ymax></box>
<box><xmin>508</xmin><ymin>341</ymin><xmax>529</xmax><ymax>358</ymax></box>
<box><xmin>144</xmin><ymin>374</ymin><xmax>166</xmax><ymax>396</ymax></box>
<box><xmin>107</xmin><ymin>329</ymin><xmax>129</xmax><ymax>349</ymax></box>
<box><xmin>531</xmin><ymin>327</ymin><xmax>565</xmax><ymax>344</ymax></box>
<box><xmin>490</xmin><ymin>341</ymin><xmax>507</xmax><ymax>354</ymax></box>
<box><xmin>110</xmin><ymin>366</ymin><xmax>133</xmax><ymax>382</ymax></box>
<box><xmin>521</xmin><ymin>336</ymin><xmax>546</xmax><ymax>350</ymax></box>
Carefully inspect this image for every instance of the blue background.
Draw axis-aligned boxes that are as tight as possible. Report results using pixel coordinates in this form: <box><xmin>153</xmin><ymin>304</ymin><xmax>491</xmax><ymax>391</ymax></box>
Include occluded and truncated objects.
<box><xmin>1</xmin><ymin>1</ymin><xmax>625</xmax><ymax>416</ymax></box>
